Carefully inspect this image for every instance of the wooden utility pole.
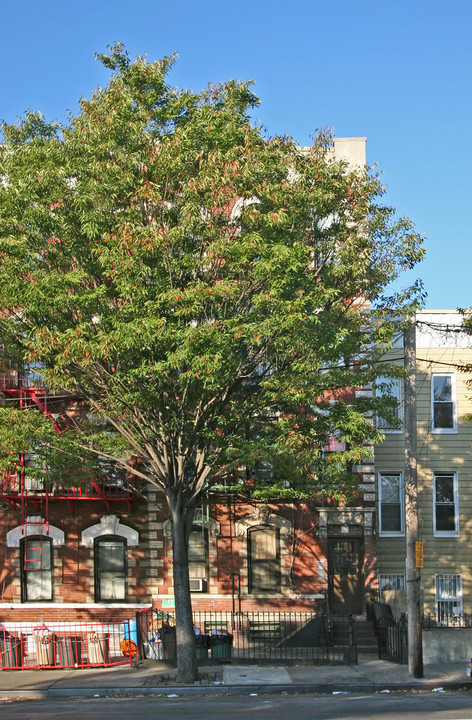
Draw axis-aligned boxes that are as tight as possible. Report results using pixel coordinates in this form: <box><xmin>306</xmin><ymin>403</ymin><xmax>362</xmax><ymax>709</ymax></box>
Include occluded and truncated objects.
<box><xmin>404</xmin><ymin>319</ymin><xmax>423</xmax><ymax>678</ymax></box>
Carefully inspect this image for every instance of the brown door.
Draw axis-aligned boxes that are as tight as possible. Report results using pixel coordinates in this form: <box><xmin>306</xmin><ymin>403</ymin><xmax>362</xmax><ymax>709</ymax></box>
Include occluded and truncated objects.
<box><xmin>327</xmin><ymin>538</ymin><xmax>363</xmax><ymax>613</ymax></box>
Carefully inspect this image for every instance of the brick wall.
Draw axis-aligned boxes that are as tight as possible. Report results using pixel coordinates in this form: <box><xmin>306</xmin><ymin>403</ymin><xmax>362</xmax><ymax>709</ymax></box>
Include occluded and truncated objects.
<box><xmin>0</xmin><ymin>490</ymin><xmax>377</xmax><ymax>619</ymax></box>
<box><xmin>0</xmin><ymin>498</ymin><xmax>154</xmax><ymax>607</ymax></box>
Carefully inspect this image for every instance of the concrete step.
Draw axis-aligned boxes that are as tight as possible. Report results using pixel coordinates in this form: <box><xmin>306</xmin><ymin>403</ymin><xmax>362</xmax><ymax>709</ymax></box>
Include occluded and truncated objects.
<box><xmin>332</xmin><ymin>617</ymin><xmax>378</xmax><ymax>651</ymax></box>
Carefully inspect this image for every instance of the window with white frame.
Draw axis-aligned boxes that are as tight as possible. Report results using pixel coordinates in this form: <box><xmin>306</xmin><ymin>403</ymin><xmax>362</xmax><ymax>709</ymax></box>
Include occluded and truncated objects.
<box><xmin>94</xmin><ymin>536</ymin><xmax>127</xmax><ymax>602</ymax></box>
<box><xmin>432</xmin><ymin>374</ymin><xmax>456</xmax><ymax>431</ymax></box>
<box><xmin>21</xmin><ymin>536</ymin><xmax>53</xmax><ymax>602</ymax></box>
<box><xmin>376</xmin><ymin>377</ymin><xmax>402</xmax><ymax>431</ymax></box>
<box><xmin>379</xmin><ymin>574</ymin><xmax>406</xmax><ymax>597</ymax></box>
<box><xmin>433</xmin><ymin>472</ymin><xmax>459</xmax><ymax>535</ymax></box>
<box><xmin>379</xmin><ymin>473</ymin><xmax>404</xmax><ymax>535</ymax></box>
<box><xmin>435</xmin><ymin>574</ymin><xmax>462</xmax><ymax>622</ymax></box>
<box><xmin>188</xmin><ymin>527</ymin><xmax>209</xmax><ymax>592</ymax></box>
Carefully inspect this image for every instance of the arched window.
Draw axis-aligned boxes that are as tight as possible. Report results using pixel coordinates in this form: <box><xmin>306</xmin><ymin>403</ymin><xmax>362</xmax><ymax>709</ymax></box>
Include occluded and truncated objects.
<box><xmin>188</xmin><ymin>527</ymin><xmax>209</xmax><ymax>592</ymax></box>
<box><xmin>94</xmin><ymin>536</ymin><xmax>127</xmax><ymax>602</ymax></box>
<box><xmin>248</xmin><ymin>526</ymin><xmax>280</xmax><ymax>594</ymax></box>
<box><xmin>21</xmin><ymin>536</ymin><xmax>53</xmax><ymax>602</ymax></box>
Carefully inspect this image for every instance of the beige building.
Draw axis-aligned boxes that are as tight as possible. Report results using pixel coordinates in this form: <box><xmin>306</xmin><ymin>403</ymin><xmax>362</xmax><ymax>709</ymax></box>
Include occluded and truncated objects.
<box><xmin>375</xmin><ymin>310</ymin><xmax>472</xmax><ymax>621</ymax></box>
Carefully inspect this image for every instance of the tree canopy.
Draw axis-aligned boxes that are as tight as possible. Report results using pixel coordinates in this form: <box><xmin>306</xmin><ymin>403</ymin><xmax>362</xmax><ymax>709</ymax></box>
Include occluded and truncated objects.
<box><xmin>0</xmin><ymin>45</ymin><xmax>424</xmax><ymax>682</ymax></box>
<box><xmin>0</xmin><ymin>46</ymin><xmax>424</xmax><ymax>500</ymax></box>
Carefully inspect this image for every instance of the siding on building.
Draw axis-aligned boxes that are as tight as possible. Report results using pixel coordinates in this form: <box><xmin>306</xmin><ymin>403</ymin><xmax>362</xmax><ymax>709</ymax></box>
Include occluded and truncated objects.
<box><xmin>376</xmin><ymin>311</ymin><xmax>472</xmax><ymax>616</ymax></box>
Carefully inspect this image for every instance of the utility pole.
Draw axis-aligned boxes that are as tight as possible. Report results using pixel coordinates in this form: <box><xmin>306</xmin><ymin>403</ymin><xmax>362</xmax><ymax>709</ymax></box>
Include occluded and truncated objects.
<box><xmin>404</xmin><ymin>318</ymin><xmax>423</xmax><ymax>678</ymax></box>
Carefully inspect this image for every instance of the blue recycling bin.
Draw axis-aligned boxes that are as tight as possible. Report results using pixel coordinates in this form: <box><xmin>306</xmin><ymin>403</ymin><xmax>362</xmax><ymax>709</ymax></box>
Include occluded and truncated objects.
<box><xmin>124</xmin><ymin>619</ymin><xmax>138</xmax><ymax>645</ymax></box>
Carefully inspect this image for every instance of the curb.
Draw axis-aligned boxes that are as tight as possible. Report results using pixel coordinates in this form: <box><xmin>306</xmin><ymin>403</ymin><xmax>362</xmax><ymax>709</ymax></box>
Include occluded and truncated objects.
<box><xmin>1</xmin><ymin>680</ymin><xmax>471</xmax><ymax>699</ymax></box>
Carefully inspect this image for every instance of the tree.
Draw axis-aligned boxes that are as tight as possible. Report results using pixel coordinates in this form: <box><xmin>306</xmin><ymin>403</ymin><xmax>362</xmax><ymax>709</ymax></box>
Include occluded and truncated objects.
<box><xmin>0</xmin><ymin>45</ymin><xmax>424</xmax><ymax>682</ymax></box>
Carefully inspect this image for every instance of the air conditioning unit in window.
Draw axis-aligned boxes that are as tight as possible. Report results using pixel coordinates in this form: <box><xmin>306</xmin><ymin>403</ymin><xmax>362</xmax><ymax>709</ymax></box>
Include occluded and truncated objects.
<box><xmin>189</xmin><ymin>578</ymin><xmax>205</xmax><ymax>592</ymax></box>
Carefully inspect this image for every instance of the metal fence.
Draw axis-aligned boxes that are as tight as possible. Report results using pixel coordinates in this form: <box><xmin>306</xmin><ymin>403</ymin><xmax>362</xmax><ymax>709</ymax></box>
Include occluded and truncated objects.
<box><xmin>135</xmin><ymin>609</ymin><xmax>357</xmax><ymax>665</ymax></box>
<box><xmin>375</xmin><ymin>614</ymin><xmax>408</xmax><ymax>664</ymax></box>
<box><xmin>422</xmin><ymin>612</ymin><xmax>472</xmax><ymax>628</ymax></box>
<box><xmin>0</xmin><ymin>620</ymin><xmax>133</xmax><ymax>670</ymax></box>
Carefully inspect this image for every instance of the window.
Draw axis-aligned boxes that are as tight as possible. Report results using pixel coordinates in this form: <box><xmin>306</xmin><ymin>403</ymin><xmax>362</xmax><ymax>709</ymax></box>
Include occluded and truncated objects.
<box><xmin>434</xmin><ymin>473</ymin><xmax>459</xmax><ymax>535</ymax></box>
<box><xmin>379</xmin><ymin>473</ymin><xmax>404</xmax><ymax>535</ymax></box>
<box><xmin>188</xmin><ymin>527</ymin><xmax>209</xmax><ymax>592</ymax></box>
<box><xmin>248</xmin><ymin>525</ymin><xmax>280</xmax><ymax>593</ymax></box>
<box><xmin>21</xmin><ymin>361</ymin><xmax>44</xmax><ymax>388</ymax></box>
<box><xmin>432</xmin><ymin>374</ymin><xmax>456</xmax><ymax>431</ymax></box>
<box><xmin>21</xmin><ymin>536</ymin><xmax>53</xmax><ymax>602</ymax></box>
<box><xmin>379</xmin><ymin>574</ymin><xmax>406</xmax><ymax>597</ymax></box>
<box><xmin>376</xmin><ymin>377</ymin><xmax>402</xmax><ymax>431</ymax></box>
<box><xmin>24</xmin><ymin>454</ymin><xmax>45</xmax><ymax>493</ymax></box>
<box><xmin>99</xmin><ymin>459</ymin><xmax>127</xmax><ymax>492</ymax></box>
<box><xmin>94</xmin><ymin>536</ymin><xmax>127</xmax><ymax>602</ymax></box>
<box><xmin>436</xmin><ymin>574</ymin><xmax>462</xmax><ymax>623</ymax></box>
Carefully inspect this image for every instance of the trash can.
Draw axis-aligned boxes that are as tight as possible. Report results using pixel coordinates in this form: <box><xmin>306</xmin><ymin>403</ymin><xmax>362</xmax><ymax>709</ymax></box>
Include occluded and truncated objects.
<box><xmin>145</xmin><ymin>636</ymin><xmax>163</xmax><ymax>659</ymax></box>
<box><xmin>195</xmin><ymin>633</ymin><xmax>209</xmax><ymax>660</ymax></box>
<box><xmin>210</xmin><ymin>633</ymin><xmax>233</xmax><ymax>659</ymax></box>
<box><xmin>34</xmin><ymin>633</ymin><xmax>56</xmax><ymax>667</ymax></box>
<box><xmin>160</xmin><ymin>625</ymin><xmax>176</xmax><ymax>662</ymax></box>
<box><xmin>0</xmin><ymin>632</ymin><xmax>23</xmax><ymax>668</ymax></box>
<box><xmin>56</xmin><ymin>635</ymin><xmax>82</xmax><ymax>666</ymax></box>
<box><xmin>86</xmin><ymin>633</ymin><xmax>110</xmax><ymax>665</ymax></box>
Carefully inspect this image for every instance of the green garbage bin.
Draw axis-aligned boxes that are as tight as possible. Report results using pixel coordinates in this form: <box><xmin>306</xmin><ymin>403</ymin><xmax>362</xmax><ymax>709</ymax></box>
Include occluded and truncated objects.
<box><xmin>210</xmin><ymin>633</ymin><xmax>233</xmax><ymax>659</ymax></box>
<box><xmin>195</xmin><ymin>634</ymin><xmax>209</xmax><ymax>660</ymax></box>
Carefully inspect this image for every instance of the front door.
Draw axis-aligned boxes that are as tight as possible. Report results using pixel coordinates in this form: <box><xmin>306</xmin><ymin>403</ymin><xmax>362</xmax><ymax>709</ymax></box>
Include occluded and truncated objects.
<box><xmin>327</xmin><ymin>538</ymin><xmax>363</xmax><ymax>613</ymax></box>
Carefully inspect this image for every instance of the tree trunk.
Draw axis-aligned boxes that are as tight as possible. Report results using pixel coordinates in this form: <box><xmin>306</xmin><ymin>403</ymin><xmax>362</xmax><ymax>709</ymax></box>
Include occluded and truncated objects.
<box><xmin>171</xmin><ymin>503</ymin><xmax>198</xmax><ymax>684</ymax></box>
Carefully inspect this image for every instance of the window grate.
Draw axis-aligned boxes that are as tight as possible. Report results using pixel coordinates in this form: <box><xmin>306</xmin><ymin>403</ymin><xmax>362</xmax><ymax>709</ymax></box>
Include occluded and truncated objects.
<box><xmin>436</xmin><ymin>574</ymin><xmax>462</xmax><ymax>623</ymax></box>
<box><xmin>379</xmin><ymin>574</ymin><xmax>405</xmax><ymax>596</ymax></box>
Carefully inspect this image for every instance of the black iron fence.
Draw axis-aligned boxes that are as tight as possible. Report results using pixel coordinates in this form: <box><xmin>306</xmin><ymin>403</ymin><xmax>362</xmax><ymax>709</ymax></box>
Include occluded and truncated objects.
<box><xmin>422</xmin><ymin>612</ymin><xmax>472</xmax><ymax>628</ymax></box>
<box><xmin>376</xmin><ymin>613</ymin><xmax>407</xmax><ymax>664</ymax></box>
<box><xmin>369</xmin><ymin>601</ymin><xmax>407</xmax><ymax>664</ymax></box>
<box><xmin>369</xmin><ymin>602</ymin><xmax>472</xmax><ymax>664</ymax></box>
<box><xmin>135</xmin><ymin>609</ymin><xmax>357</xmax><ymax>665</ymax></box>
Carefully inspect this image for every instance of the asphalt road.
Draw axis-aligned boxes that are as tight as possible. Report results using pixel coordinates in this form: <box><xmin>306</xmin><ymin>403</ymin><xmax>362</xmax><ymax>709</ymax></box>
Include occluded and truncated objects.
<box><xmin>2</xmin><ymin>692</ymin><xmax>472</xmax><ymax>720</ymax></box>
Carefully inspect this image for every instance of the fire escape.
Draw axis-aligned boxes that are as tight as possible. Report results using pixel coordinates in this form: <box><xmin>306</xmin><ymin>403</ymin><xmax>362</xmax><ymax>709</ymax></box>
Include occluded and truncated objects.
<box><xmin>0</xmin><ymin>363</ymin><xmax>140</xmax><ymax>535</ymax></box>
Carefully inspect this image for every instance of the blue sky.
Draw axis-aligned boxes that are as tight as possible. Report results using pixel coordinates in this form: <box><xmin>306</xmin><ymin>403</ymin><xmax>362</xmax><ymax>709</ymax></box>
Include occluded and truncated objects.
<box><xmin>1</xmin><ymin>0</ymin><xmax>470</xmax><ymax>309</ymax></box>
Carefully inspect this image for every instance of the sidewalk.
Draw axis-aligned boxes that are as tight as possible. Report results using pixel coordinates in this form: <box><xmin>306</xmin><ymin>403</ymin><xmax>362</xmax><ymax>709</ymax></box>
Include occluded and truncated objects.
<box><xmin>0</xmin><ymin>654</ymin><xmax>470</xmax><ymax>699</ymax></box>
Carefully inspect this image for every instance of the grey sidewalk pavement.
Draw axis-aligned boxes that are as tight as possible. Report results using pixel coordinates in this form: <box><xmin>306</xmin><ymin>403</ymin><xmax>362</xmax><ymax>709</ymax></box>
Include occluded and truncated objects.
<box><xmin>0</xmin><ymin>654</ymin><xmax>471</xmax><ymax>699</ymax></box>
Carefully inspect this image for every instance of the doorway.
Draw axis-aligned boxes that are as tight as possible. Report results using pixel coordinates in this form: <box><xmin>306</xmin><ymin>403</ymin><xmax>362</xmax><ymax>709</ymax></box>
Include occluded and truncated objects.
<box><xmin>327</xmin><ymin>537</ymin><xmax>363</xmax><ymax>613</ymax></box>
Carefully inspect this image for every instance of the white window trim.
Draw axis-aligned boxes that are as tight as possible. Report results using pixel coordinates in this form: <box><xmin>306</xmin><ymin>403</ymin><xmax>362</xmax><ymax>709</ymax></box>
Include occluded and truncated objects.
<box><xmin>433</xmin><ymin>472</ymin><xmax>459</xmax><ymax>537</ymax></box>
<box><xmin>431</xmin><ymin>373</ymin><xmax>457</xmax><ymax>433</ymax></box>
<box><xmin>378</xmin><ymin>472</ymin><xmax>404</xmax><ymax>536</ymax></box>
<box><xmin>7</xmin><ymin>517</ymin><xmax>65</xmax><ymax>547</ymax></box>
<box><xmin>81</xmin><ymin>515</ymin><xmax>139</xmax><ymax>547</ymax></box>
<box><xmin>376</xmin><ymin>377</ymin><xmax>403</xmax><ymax>433</ymax></box>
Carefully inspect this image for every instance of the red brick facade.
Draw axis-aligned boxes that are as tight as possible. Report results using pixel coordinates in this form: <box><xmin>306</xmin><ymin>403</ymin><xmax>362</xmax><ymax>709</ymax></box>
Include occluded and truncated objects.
<box><xmin>0</xmin><ymin>487</ymin><xmax>377</xmax><ymax>624</ymax></box>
